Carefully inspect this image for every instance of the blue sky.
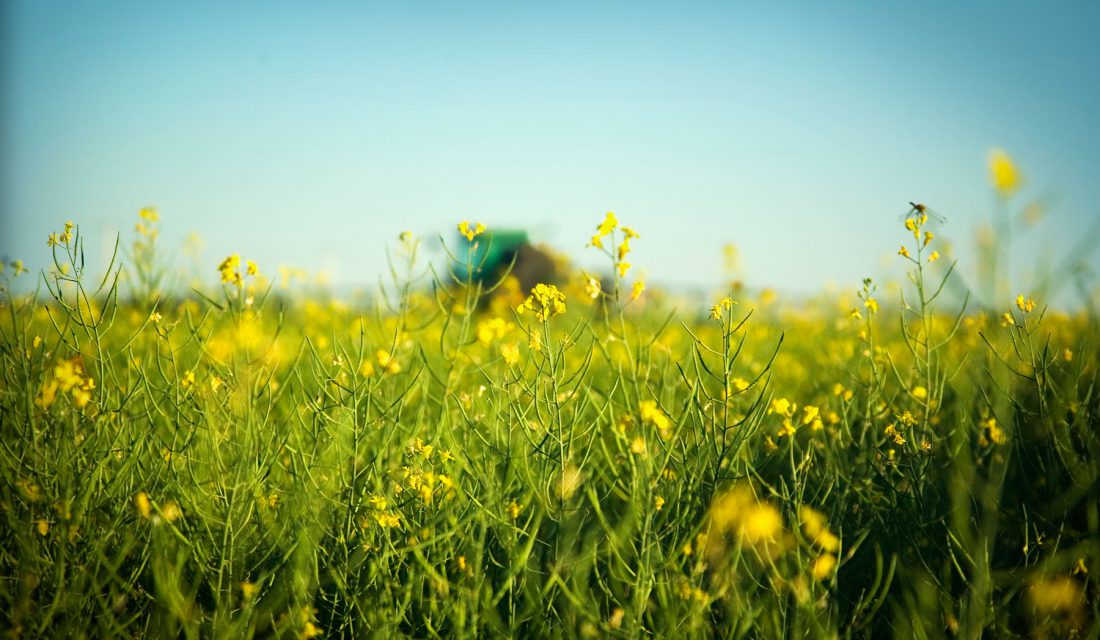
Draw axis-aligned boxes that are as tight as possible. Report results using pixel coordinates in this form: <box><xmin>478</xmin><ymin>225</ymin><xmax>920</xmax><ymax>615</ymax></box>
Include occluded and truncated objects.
<box><xmin>3</xmin><ymin>1</ymin><xmax>1099</xmax><ymax>302</ymax></box>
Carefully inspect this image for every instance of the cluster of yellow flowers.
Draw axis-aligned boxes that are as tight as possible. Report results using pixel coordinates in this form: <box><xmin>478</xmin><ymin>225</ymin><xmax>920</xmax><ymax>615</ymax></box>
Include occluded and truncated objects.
<box><xmin>979</xmin><ymin>416</ymin><xmax>1006</xmax><ymax>447</ymax></box>
<box><xmin>134</xmin><ymin>207</ymin><xmax>159</xmax><ymax>239</ymax></box>
<box><xmin>217</xmin><ymin>254</ymin><xmax>259</xmax><ymax>287</ymax></box>
<box><xmin>133</xmin><ymin>491</ymin><xmax>181</xmax><ymax>524</ymax></box>
<box><xmin>638</xmin><ymin>399</ymin><xmax>671</xmax><ymax>432</ymax></box>
<box><xmin>517</xmin><ymin>283</ymin><xmax>566</xmax><ymax>322</ymax></box>
<box><xmin>590</xmin><ymin>211</ymin><xmax>640</xmax><ymax>279</ymax></box>
<box><xmin>35</xmin><ymin>355</ymin><xmax>95</xmax><ymax>409</ymax></box>
<box><xmin>709</xmin><ymin>296</ymin><xmax>736</xmax><ymax>320</ymax></box>
<box><xmin>457</xmin><ymin>220</ymin><xmax>486</xmax><ymax>242</ymax></box>
<box><xmin>1002</xmin><ymin>293</ymin><xmax>1039</xmax><ymax>327</ymax></box>
<box><xmin>771</xmin><ymin>397</ymin><xmax>824</xmax><ymax>438</ymax></box>
<box><xmin>800</xmin><ymin>506</ymin><xmax>840</xmax><ymax>581</ymax></box>
<box><xmin>898</xmin><ymin>209</ymin><xmax>941</xmax><ymax>263</ymax></box>
<box><xmin>46</xmin><ymin>220</ymin><xmax>76</xmax><ymax>248</ymax></box>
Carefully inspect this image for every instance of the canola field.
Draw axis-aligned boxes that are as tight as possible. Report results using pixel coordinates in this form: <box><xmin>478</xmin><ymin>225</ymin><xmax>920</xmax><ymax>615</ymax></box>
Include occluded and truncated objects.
<box><xmin>1</xmin><ymin>156</ymin><xmax>1098</xmax><ymax>638</ymax></box>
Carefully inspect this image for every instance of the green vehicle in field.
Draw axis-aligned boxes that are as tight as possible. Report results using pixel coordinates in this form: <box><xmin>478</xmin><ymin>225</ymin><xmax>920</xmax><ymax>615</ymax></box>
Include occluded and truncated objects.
<box><xmin>452</xmin><ymin>228</ymin><xmax>558</xmax><ymax>294</ymax></box>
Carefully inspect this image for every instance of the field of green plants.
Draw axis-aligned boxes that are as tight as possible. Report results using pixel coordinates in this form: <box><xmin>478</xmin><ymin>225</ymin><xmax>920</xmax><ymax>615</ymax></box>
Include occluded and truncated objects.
<box><xmin>1</xmin><ymin>154</ymin><xmax>1097</xmax><ymax>638</ymax></box>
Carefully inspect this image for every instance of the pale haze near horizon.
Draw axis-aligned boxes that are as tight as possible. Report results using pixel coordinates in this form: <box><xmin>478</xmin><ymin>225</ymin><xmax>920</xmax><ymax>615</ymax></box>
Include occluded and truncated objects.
<box><xmin>2</xmin><ymin>1</ymin><xmax>1099</xmax><ymax>304</ymax></box>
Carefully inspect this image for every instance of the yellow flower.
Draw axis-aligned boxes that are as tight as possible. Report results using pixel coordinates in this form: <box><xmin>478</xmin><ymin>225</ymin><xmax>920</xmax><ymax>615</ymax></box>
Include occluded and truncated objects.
<box><xmin>10</xmin><ymin>260</ymin><xmax>28</xmax><ymax>276</ymax></box>
<box><xmin>911</xmin><ymin>386</ymin><xmax>928</xmax><ymax>400</ymax></box>
<box><xmin>240</xmin><ymin>581</ymin><xmax>259</xmax><ymax>601</ymax></box>
<box><xmin>616</xmin><ymin>261</ymin><xmax>631</xmax><ymax>278</ymax></box>
<box><xmin>71</xmin><ymin>382</ymin><xmax>93</xmax><ymax>409</ymax></box>
<box><xmin>584</xmin><ymin>276</ymin><xmax>601</xmax><ymax>300</ymax></box>
<box><xmin>864</xmin><ymin>298</ymin><xmax>879</xmax><ymax>314</ymax></box>
<box><xmin>37</xmin><ymin>519</ymin><xmax>50</xmax><ymax>536</ymax></box>
<box><xmin>810</xmin><ymin>554</ymin><xmax>837</xmax><ymax>581</ymax></box>
<box><xmin>709</xmin><ymin>297</ymin><xmax>735</xmax><ymax>320</ymax></box>
<box><xmin>160</xmin><ymin>501</ymin><xmax>182</xmax><ymax>524</ymax></box>
<box><xmin>777</xmin><ymin>418</ymin><xmax>797</xmax><ymax>438</ymax></box>
<box><xmin>517</xmin><ymin>283</ymin><xmax>566</xmax><ymax>322</ymax></box>
<box><xmin>617</xmin><ymin>239</ymin><xmax>631</xmax><ymax>262</ymax></box>
<box><xmin>180</xmin><ymin>370</ymin><xmax>196</xmax><ymax>389</ymax></box>
<box><xmin>506</xmin><ymin>501</ymin><xmax>522</xmax><ymax>520</ymax></box>
<box><xmin>139</xmin><ymin>206</ymin><xmax>159</xmax><ymax>222</ymax></box>
<box><xmin>246</xmin><ymin>260</ymin><xmax>259</xmax><ymax>276</ymax></box>
<box><xmin>596</xmin><ymin>211</ymin><xmax>618</xmax><ymax>236</ymax></box>
<box><xmin>654</xmin><ymin>495</ymin><xmax>666</xmax><ymax>511</ymax></box>
<box><xmin>898</xmin><ymin>245</ymin><xmax>910</xmax><ymax>258</ymax></box>
<box><xmin>927</xmin><ymin>250</ymin><xmax>940</xmax><ymax>262</ymax></box>
<box><xmin>923</xmin><ymin>231</ymin><xmax>933</xmax><ymax>247</ymax></box>
<box><xmin>218</xmin><ymin>254</ymin><xmax>241</xmax><ymax>284</ymax></box>
<box><xmin>639</xmin><ymin>400</ymin><xmax>670</xmax><ymax>431</ymax></box>
<box><xmin>742</xmin><ymin>502</ymin><xmax>783</xmax><ymax>543</ymax></box>
<box><xmin>376</xmin><ymin>349</ymin><xmax>401</xmax><ymax>375</ymax></box>
<box><xmin>1000</xmin><ymin>312</ymin><xmax>1015</xmax><ymax>327</ymax></box>
<box><xmin>884</xmin><ymin>423</ymin><xmax>906</xmax><ymax>446</ymax></box>
<box><xmin>988</xmin><ymin>148</ymin><xmax>1021</xmax><ymax>195</ymax></box>
<box><xmin>458</xmin><ymin>220</ymin><xmax>486</xmax><ymax>242</ymax></box>
<box><xmin>1015</xmin><ymin>293</ymin><xmax>1036</xmax><ymax>313</ymax></box>
<box><xmin>630</xmin><ymin>436</ymin><xmax>647</xmax><ymax>455</ymax></box>
<box><xmin>134</xmin><ymin>492</ymin><xmax>152</xmax><ymax>519</ymax></box>
<box><xmin>981</xmin><ymin>417</ymin><xmax>1005</xmax><ymax>446</ymax></box>
<box><xmin>769</xmin><ymin>397</ymin><xmax>793</xmax><ymax>416</ymax></box>
<box><xmin>477</xmin><ymin>317</ymin><xmax>513</xmax><ymax>345</ymax></box>
<box><xmin>630</xmin><ymin>280</ymin><xmax>645</xmax><ymax>301</ymax></box>
<box><xmin>499</xmin><ymin>342</ymin><xmax>520</xmax><ymax>365</ymax></box>
<box><xmin>374</xmin><ymin>512</ymin><xmax>401</xmax><ymax>528</ymax></box>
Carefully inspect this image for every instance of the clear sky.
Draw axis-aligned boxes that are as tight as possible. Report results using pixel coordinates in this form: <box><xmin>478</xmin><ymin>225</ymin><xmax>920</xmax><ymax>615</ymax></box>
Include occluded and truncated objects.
<box><xmin>3</xmin><ymin>1</ymin><xmax>1099</xmax><ymax>301</ymax></box>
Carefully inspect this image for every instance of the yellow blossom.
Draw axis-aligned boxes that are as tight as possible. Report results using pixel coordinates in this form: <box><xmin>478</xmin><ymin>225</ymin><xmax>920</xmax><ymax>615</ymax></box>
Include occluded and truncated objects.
<box><xmin>499</xmin><ymin>342</ymin><xmax>520</xmax><ymax>365</ymax></box>
<box><xmin>898</xmin><ymin>246</ymin><xmax>910</xmax><ymax>258</ymax></box>
<box><xmin>927</xmin><ymin>250</ymin><xmax>940</xmax><ymax>262</ymax></box>
<box><xmin>639</xmin><ymin>400</ymin><xmax>670</xmax><ymax>431</ymax></box>
<box><xmin>988</xmin><ymin>148</ymin><xmax>1021</xmax><ymax>195</ymax></box>
<box><xmin>376</xmin><ymin>350</ymin><xmax>401</xmax><ymax>375</ymax></box>
<box><xmin>584</xmin><ymin>275</ymin><xmax>601</xmax><ymax>299</ymax></box>
<box><xmin>709</xmin><ymin>297</ymin><xmax>735</xmax><ymax>320</ymax></box>
<box><xmin>810</xmin><ymin>554</ymin><xmax>837</xmax><ymax>580</ymax></box>
<box><xmin>596</xmin><ymin>211</ymin><xmax>618</xmax><ymax>236</ymax></box>
<box><xmin>864</xmin><ymin>298</ymin><xmax>879</xmax><ymax>314</ymax></box>
<box><xmin>517</xmin><ymin>283</ymin><xmax>566</xmax><ymax>321</ymax></box>
<box><xmin>458</xmin><ymin>220</ymin><xmax>486</xmax><ymax>242</ymax></box>
<box><xmin>631</xmin><ymin>279</ymin><xmax>645</xmax><ymax>301</ymax></box>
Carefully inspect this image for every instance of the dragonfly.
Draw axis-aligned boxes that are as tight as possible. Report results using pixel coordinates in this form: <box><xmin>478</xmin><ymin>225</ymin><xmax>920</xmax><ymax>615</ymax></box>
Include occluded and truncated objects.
<box><xmin>900</xmin><ymin>201</ymin><xmax>946</xmax><ymax>225</ymax></box>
